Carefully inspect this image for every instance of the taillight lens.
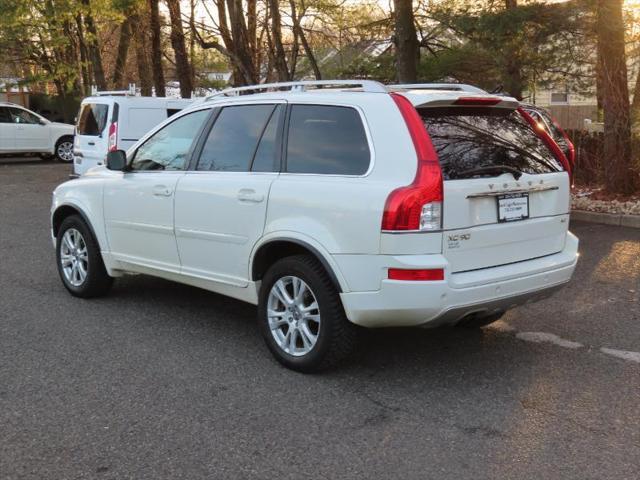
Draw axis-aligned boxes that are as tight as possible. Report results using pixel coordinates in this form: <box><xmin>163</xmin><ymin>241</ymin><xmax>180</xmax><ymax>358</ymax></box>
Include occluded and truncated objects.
<box><xmin>382</xmin><ymin>94</ymin><xmax>443</xmax><ymax>231</ymax></box>
<box><xmin>388</xmin><ymin>268</ymin><xmax>444</xmax><ymax>281</ymax></box>
<box><xmin>107</xmin><ymin>122</ymin><xmax>118</xmax><ymax>152</ymax></box>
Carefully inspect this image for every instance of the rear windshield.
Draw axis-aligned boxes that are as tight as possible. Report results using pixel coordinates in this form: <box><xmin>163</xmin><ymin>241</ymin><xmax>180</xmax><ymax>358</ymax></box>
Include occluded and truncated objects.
<box><xmin>76</xmin><ymin>103</ymin><xmax>109</xmax><ymax>136</ymax></box>
<box><xmin>420</xmin><ymin>107</ymin><xmax>564</xmax><ymax>180</ymax></box>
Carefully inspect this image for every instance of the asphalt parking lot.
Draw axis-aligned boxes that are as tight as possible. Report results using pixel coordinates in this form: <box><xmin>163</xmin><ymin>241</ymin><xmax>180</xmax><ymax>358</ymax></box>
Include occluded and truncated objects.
<box><xmin>1</xmin><ymin>158</ymin><xmax>639</xmax><ymax>479</ymax></box>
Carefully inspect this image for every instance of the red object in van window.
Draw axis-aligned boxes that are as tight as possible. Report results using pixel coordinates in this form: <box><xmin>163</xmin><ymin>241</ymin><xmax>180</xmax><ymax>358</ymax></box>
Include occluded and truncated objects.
<box><xmin>518</xmin><ymin>108</ymin><xmax>571</xmax><ymax>178</ymax></box>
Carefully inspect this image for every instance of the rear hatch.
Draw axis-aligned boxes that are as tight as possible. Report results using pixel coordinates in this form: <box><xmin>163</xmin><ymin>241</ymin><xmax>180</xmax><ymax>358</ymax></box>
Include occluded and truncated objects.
<box><xmin>418</xmin><ymin>100</ymin><xmax>570</xmax><ymax>273</ymax></box>
<box><xmin>74</xmin><ymin>101</ymin><xmax>111</xmax><ymax>174</ymax></box>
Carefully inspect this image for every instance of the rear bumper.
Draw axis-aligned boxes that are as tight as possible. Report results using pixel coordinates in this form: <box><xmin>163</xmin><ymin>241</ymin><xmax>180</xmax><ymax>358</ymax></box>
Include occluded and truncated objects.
<box><xmin>339</xmin><ymin>232</ymin><xmax>578</xmax><ymax>328</ymax></box>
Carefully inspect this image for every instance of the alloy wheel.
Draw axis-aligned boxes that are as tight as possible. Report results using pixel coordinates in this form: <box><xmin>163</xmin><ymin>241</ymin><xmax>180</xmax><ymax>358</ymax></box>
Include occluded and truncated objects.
<box><xmin>60</xmin><ymin>228</ymin><xmax>88</xmax><ymax>286</ymax></box>
<box><xmin>267</xmin><ymin>275</ymin><xmax>321</xmax><ymax>357</ymax></box>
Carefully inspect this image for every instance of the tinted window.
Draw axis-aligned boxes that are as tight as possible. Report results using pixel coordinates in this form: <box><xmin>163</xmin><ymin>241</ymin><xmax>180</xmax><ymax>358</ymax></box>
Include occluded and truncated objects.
<box><xmin>0</xmin><ymin>107</ymin><xmax>10</xmax><ymax>123</ymax></box>
<box><xmin>8</xmin><ymin>107</ymin><xmax>40</xmax><ymax>124</ymax></box>
<box><xmin>77</xmin><ymin>103</ymin><xmax>109</xmax><ymax>136</ymax></box>
<box><xmin>197</xmin><ymin>104</ymin><xmax>276</xmax><ymax>172</ymax></box>
<box><xmin>420</xmin><ymin>107</ymin><xmax>564</xmax><ymax>180</ymax></box>
<box><xmin>286</xmin><ymin>105</ymin><xmax>370</xmax><ymax>175</ymax></box>
<box><xmin>251</xmin><ymin>106</ymin><xmax>283</xmax><ymax>172</ymax></box>
<box><xmin>130</xmin><ymin>109</ymin><xmax>210</xmax><ymax>171</ymax></box>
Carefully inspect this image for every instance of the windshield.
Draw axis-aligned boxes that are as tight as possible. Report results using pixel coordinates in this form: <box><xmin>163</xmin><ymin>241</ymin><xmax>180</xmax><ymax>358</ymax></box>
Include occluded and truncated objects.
<box><xmin>76</xmin><ymin>103</ymin><xmax>109</xmax><ymax>136</ymax></box>
<box><xmin>420</xmin><ymin>107</ymin><xmax>564</xmax><ymax>180</ymax></box>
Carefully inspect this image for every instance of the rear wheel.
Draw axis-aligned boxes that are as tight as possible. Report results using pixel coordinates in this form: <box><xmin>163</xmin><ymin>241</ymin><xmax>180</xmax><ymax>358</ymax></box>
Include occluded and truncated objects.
<box><xmin>54</xmin><ymin>136</ymin><xmax>74</xmax><ymax>163</ymax></box>
<box><xmin>56</xmin><ymin>215</ymin><xmax>113</xmax><ymax>297</ymax></box>
<box><xmin>258</xmin><ymin>255</ymin><xmax>357</xmax><ymax>372</ymax></box>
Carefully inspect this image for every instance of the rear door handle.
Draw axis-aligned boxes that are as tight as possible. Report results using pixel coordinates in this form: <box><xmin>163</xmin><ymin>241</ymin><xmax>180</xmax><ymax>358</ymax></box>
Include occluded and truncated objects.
<box><xmin>237</xmin><ymin>188</ymin><xmax>264</xmax><ymax>203</ymax></box>
<box><xmin>152</xmin><ymin>185</ymin><xmax>173</xmax><ymax>197</ymax></box>
<box><xmin>88</xmin><ymin>141</ymin><xmax>95</xmax><ymax>146</ymax></box>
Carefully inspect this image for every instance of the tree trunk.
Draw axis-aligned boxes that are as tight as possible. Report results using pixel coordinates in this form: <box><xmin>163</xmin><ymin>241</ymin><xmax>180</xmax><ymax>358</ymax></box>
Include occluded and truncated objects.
<box><xmin>113</xmin><ymin>18</ymin><xmax>133</xmax><ymax>89</ymax></box>
<box><xmin>393</xmin><ymin>0</ymin><xmax>419</xmax><ymax>83</ymax></box>
<box><xmin>148</xmin><ymin>0</ymin><xmax>166</xmax><ymax>96</ymax></box>
<box><xmin>502</xmin><ymin>0</ymin><xmax>524</xmax><ymax>99</ymax></box>
<box><xmin>135</xmin><ymin>15</ymin><xmax>153</xmax><ymax>96</ymax></box>
<box><xmin>225</xmin><ymin>0</ymin><xmax>258</xmax><ymax>85</ymax></box>
<box><xmin>166</xmin><ymin>0</ymin><xmax>193</xmax><ymax>98</ymax></box>
<box><xmin>631</xmin><ymin>68</ymin><xmax>640</xmax><ymax>123</ymax></box>
<box><xmin>597</xmin><ymin>0</ymin><xmax>635</xmax><ymax>194</ymax></box>
<box><xmin>75</xmin><ymin>14</ymin><xmax>91</xmax><ymax>95</ymax></box>
<box><xmin>267</xmin><ymin>0</ymin><xmax>290</xmax><ymax>81</ymax></box>
<box><xmin>80</xmin><ymin>0</ymin><xmax>107</xmax><ymax>91</ymax></box>
<box><xmin>290</xmin><ymin>0</ymin><xmax>321</xmax><ymax>80</ymax></box>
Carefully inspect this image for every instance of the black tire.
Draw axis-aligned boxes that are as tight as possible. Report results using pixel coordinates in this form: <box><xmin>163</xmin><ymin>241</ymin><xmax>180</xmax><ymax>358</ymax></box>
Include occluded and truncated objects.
<box><xmin>54</xmin><ymin>135</ymin><xmax>74</xmax><ymax>163</ymax></box>
<box><xmin>258</xmin><ymin>255</ymin><xmax>357</xmax><ymax>373</ymax></box>
<box><xmin>457</xmin><ymin>311</ymin><xmax>504</xmax><ymax>329</ymax></box>
<box><xmin>56</xmin><ymin>215</ymin><xmax>113</xmax><ymax>298</ymax></box>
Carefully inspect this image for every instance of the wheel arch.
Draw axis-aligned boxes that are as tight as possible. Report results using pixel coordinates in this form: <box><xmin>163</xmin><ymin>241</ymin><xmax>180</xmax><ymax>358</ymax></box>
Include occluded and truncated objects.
<box><xmin>52</xmin><ymin>203</ymin><xmax>101</xmax><ymax>249</ymax></box>
<box><xmin>251</xmin><ymin>237</ymin><xmax>346</xmax><ymax>293</ymax></box>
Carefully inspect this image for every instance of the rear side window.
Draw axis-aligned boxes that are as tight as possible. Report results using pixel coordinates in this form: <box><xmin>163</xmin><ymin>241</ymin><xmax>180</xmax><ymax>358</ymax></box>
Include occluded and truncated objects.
<box><xmin>197</xmin><ymin>104</ymin><xmax>276</xmax><ymax>172</ymax></box>
<box><xmin>420</xmin><ymin>107</ymin><xmax>564</xmax><ymax>180</ymax></box>
<box><xmin>286</xmin><ymin>105</ymin><xmax>370</xmax><ymax>175</ymax></box>
<box><xmin>76</xmin><ymin>103</ymin><xmax>108</xmax><ymax>136</ymax></box>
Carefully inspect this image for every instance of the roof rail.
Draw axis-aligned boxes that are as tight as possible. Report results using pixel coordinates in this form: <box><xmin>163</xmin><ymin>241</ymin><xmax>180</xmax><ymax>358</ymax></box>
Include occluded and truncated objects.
<box><xmin>205</xmin><ymin>79</ymin><xmax>387</xmax><ymax>100</ymax></box>
<box><xmin>388</xmin><ymin>83</ymin><xmax>487</xmax><ymax>94</ymax></box>
<box><xmin>91</xmin><ymin>83</ymin><xmax>137</xmax><ymax>97</ymax></box>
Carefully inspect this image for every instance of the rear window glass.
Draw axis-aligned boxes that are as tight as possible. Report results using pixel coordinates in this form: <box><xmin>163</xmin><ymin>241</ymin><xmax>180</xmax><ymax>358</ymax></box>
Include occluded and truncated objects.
<box><xmin>76</xmin><ymin>103</ymin><xmax>108</xmax><ymax>136</ymax></box>
<box><xmin>420</xmin><ymin>107</ymin><xmax>564</xmax><ymax>180</ymax></box>
<box><xmin>286</xmin><ymin>105</ymin><xmax>370</xmax><ymax>175</ymax></box>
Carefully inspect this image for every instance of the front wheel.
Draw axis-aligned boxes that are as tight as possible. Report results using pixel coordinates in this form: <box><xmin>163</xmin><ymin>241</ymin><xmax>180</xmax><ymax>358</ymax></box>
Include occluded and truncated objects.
<box><xmin>54</xmin><ymin>136</ymin><xmax>74</xmax><ymax>163</ymax></box>
<box><xmin>258</xmin><ymin>255</ymin><xmax>357</xmax><ymax>373</ymax></box>
<box><xmin>56</xmin><ymin>215</ymin><xmax>113</xmax><ymax>297</ymax></box>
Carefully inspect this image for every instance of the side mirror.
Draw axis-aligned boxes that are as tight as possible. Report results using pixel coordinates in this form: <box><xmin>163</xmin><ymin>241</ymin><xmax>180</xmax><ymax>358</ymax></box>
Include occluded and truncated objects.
<box><xmin>106</xmin><ymin>150</ymin><xmax>127</xmax><ymax>171</ymax></box>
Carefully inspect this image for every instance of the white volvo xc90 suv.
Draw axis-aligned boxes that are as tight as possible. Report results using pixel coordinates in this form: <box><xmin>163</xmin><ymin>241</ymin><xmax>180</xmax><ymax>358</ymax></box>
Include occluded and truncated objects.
<box><xmin>51</xmin><ymin>80</ymin><xmax>579</xmax><ymax>372</ymax></box>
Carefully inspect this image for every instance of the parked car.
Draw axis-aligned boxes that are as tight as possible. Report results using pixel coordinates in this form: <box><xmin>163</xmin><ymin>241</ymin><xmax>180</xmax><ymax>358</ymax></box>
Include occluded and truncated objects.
<box><xmin>51</xmin><ymin>80</ymin><xmax>579</xmax><ymax>372</ymax></box>
<box><xmin>73</xmin><ymin>94</ymin><xmax>194</xmax><ymax>176</ymax></box>
<box><xmin>0</xmin><ymin>102</ymin><xmax>74</xmax><ymax>162</ymax></box>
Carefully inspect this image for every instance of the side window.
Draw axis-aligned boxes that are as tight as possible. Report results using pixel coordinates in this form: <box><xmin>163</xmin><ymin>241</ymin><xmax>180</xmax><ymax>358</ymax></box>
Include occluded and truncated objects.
<box><xmin>197</xmin><ymin>104</ymin><xmax>276</xmax><ymax>172</ymax></box>
<box><xmin>286</xmin><ymin>105</ymin><xmax>370</xmax><ymax>175</ymax></box>
<box><xmin>9</xmin><ymin>108</ymin><xmax>40</xmax><ymax>124</ymax></box>
<box><xmin>251</xmin><ymin>106</ymin><xmax>283</xmax><ymax>172</ymax></box>
<box><xmin>76</xmin><ymin>103</ymin><xmax>109</xmax><ymax>136</ymax></box>
<box><xmin>0</xmin><ymin>107</ymin><xmax>11</xmax><ymax>123</ymax></box>
<box><xmin>130</xmin><ymin>109</ymin><xmax>210</xmax><ymax>171</ymax></box>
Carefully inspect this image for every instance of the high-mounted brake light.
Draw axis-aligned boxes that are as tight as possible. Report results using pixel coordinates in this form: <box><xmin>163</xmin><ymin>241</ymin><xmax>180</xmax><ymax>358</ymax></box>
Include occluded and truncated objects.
<box><xmin>107</xmin><ymin>122</ymin><xmax>118</xmax><ymax>152</ymax></box>
<box><xmin>454</xmin><ymin>97</ymin><xmax>501</xmax><ymax>106</ymax></box>
<box><xmin>381</xmin><ymin>93</ymin><xmax>443</xmax><ymax>231</ymax></box>
<box><xmin>518</xmin><ymin>108</ymin><xmax>571</xmax><ymax>178</ymax></box>
<box><xmin>388</xmin><ymin>268</ymin><xmax>444</xmax><ymax>281</ymax></box>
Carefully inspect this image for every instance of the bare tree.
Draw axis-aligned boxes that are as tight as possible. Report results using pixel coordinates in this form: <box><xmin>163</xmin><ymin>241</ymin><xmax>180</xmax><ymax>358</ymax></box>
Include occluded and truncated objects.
<box><xmin>148</xmin><ymin>0</ymin><xmax>166</xmax><ymax>96</ymax></box>
<box><xmin>112</xmin><ymin>18</ymin><xmax>133</xmax><ymax>89</ymax></box>
<box><xmin>393</xmin><ymin>0</ymin><xmax>419</xmax><ymax>83</ymax></box>
<box><xmin>80</xmin><ymin>0</ymin><xmax>107</xmax><ymax>90</ymax></box>
<box><xmin>166</xmin><ymin>0</ymin><xmax>193</xmax><ymax>98</ymax></box>
<box><xmin>597</xmin><ymin>0</ymin><xmax>635</xmax><ymax>194</ymax></box>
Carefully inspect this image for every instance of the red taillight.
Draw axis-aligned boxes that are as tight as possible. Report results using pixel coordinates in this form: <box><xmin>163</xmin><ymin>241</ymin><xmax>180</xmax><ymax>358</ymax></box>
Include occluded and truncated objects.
<box><xmin>517</xmin><ymin>108</ymin><xmax>571</xmax><ymax>177</ymax></box>
<box><xmin>107</xmin><ymin>122</ymin><xmax>118</xmax><ymax>152</ymax></box>
<box><xmin>454</xmin><ymin>97</ymin><xmax>502</xmax><ymax>106</ymax></box>
<box><xmin>388</xmin><ymin>268</ymin><xmax>444</xmax><ymax>281</ymax></box>
<box><xmin>382</xmin><ymin>94</ymin><xmax>443</xmax><ymax>231</ymax></box>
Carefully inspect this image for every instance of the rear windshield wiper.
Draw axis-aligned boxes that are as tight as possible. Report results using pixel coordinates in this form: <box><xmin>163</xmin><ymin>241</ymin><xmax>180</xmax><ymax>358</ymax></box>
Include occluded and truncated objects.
<box><xmin>452</xmin><ymin>165</ymin><xmax>524</xmax><ymax>180</ymax></box>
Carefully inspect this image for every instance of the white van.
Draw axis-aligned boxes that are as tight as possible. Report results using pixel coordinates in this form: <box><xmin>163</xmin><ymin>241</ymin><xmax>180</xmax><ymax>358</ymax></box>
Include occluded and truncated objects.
<box><xmin>73</xmin><ymin>94</ymin><xmax>193</xmax><ymax>176</ymax></box>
